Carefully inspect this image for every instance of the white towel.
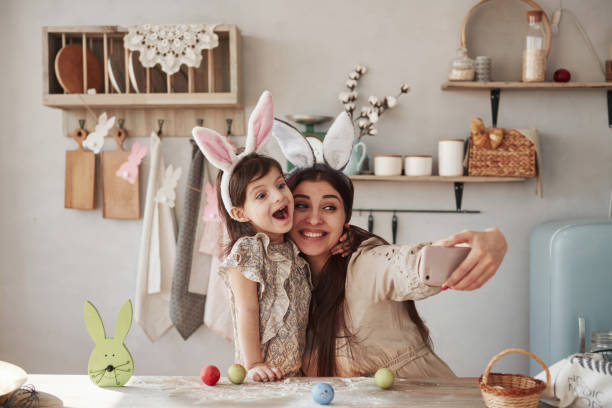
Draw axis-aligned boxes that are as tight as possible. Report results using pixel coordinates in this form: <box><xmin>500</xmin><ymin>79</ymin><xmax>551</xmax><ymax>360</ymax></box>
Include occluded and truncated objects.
<box><xmin>134</xmin><ymin>132</ymin><xmax>177</xmax><ymax>341</ymax></box>
<box><xmin>536</xmin><ymin>352</ymin><xmax>612</xmax><ymax>408</ymax></box>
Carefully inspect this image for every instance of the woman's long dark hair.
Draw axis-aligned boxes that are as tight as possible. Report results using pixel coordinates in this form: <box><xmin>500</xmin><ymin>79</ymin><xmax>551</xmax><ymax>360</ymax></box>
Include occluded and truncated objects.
<box><xmin>216</xmin><ymin>153</ymin><xmax>283</xmax><ymax>256</ymax></box>
<box><xmin>286</xmin><ymin>163</ymin><xmax>432</xmax><ymax>376</ymax></box>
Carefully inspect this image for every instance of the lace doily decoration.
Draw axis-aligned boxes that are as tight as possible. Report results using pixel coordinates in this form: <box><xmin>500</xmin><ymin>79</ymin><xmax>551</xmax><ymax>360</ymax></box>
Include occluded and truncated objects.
<box><xmin>124</xmin><ymin>24</ymin><xmax>219</xmax><ymax>75</ymax></box>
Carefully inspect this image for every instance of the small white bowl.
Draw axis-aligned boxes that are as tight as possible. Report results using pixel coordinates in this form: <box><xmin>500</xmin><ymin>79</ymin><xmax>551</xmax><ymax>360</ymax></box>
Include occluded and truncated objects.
<box><xmin>374</xmin><ymin>155</ymin><xmax>403</xmax><ymax>176</ymax></box>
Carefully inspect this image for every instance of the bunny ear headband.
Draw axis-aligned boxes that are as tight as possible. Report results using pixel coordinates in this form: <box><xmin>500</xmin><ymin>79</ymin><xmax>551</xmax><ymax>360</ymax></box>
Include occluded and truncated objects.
<box><xmin>192</xmin><ymin>90</ymin><xmax>274</xmax><ymax>218</ymax></box>
<box><xmin>272</xmin><ymin>110</ymin><xmax>355</xmax><ymax>171</ymax></box>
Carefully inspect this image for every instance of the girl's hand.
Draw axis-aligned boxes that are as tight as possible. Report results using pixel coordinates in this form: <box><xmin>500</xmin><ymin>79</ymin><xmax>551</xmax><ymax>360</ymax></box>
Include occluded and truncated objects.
<box><xmin>248</xmin><ymin>362</ymin><xmax>283</xmax><ymax>382</ymax></box>
<box><xmin>437</xmin><ymin>228</ymin><xmax>507</xmax><ymax>291</ymax></box>
<box><xmin>331</xmin><ymin>231</ymin><xmax>351</xmax><ymax>257</ymax></box>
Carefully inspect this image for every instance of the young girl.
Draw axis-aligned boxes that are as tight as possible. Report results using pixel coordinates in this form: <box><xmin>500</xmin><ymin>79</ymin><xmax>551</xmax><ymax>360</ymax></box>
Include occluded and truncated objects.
<box><xmin>192</xmin><ymin>91</ymin><xmax>311</xmax><ymax>382</ymax></box>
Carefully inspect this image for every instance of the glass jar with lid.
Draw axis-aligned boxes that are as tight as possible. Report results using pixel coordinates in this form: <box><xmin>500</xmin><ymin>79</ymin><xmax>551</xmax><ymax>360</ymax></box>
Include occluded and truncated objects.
<box><xmin>590</xmin><ymin>331</ymin><xmax>612</xmax><ymax>362</ymax></box>
<box><xmin>522</xmin><ymin>10</ymin><xmax>546</xmax><ymax>82</ymax></box>
<box><xmin>448</xmin><ymin>47</ymin><xmax>475</xmax><ymax>81</ymax></box>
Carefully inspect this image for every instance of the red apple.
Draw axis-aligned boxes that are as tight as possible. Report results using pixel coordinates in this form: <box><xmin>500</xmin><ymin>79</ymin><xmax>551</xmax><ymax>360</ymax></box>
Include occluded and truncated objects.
<box><xmin>554</xmin><ymin>69</ymin><xmax>571</xmax><ymax>82</ymax></box>
<box><xmin>200</xmin><ymin>365</ymin><xmax>220</xmax><ymax>386</ymax></box>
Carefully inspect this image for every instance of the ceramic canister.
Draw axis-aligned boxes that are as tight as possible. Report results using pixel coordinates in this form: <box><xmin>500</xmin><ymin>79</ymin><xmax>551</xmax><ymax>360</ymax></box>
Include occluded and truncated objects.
<box><xmin>404</xmin><ymin>155</ymin><xmax>433</xmax><ymax>176</ymax></box>
<box><xmin>374</xmin><ymin>155</ymin><xmax>403</xmax><ymax>176</ymax></box>
<box><xmin>438</xmin><ymin>139</ymin><xmax>465</xmax><ymax>176</ymax></box>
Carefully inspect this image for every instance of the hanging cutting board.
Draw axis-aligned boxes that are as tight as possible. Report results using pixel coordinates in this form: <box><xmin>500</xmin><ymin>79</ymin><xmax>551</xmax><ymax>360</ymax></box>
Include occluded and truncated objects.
<box><xmin>101</xmin><ymin>127</ymin><xmax>140</xmax><ymax>219</ymax></box>
<box><xmin>65</xmin><ymin>127</ymin><xmax>95</xmax><ymax>210</ymax></box>
<box><xmin>55</xmin><ymin>44</ymin><xmax>103</xmax><ymax>94</ymax></box>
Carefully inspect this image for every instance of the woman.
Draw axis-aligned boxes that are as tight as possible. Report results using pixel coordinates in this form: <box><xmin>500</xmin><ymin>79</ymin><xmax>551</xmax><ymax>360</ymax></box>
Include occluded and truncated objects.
<box><xmin>286</xmin><ymin>164</ymin><xmax>507</xmax><ymax>377</ymax></box>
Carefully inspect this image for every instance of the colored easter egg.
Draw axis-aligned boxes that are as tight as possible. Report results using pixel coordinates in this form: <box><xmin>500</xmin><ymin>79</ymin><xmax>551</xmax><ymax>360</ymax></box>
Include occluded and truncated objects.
<box><xmin>374</xmin><ymin>368</ymin><xmax>395</xmax><ymax>389</ymax></box>
<box><xmin>200</xmin><ymin>365</ymin><xmax>220</xmax><ymax>386</ymax></box>
<box><xmin>311</xmin><ymin>382</ymin><xmax>335</xmax><ymax>405</ymax></box>
<box><xmin>227</xmin><ymin>363</ymin><xmax>246</xmax><ymax>384</ymax></box>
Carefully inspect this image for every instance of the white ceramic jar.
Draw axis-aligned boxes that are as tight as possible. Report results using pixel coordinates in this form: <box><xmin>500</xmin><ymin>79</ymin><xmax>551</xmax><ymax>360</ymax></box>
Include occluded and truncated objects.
<box><xmin>438</xmin><ymin>139</ymin><xmax>465</xmax><ymax>176</ymax></box>
<box><xmin>404</xmin><ymin>155</ymin><xmax>433</xmax><ymax>176</ymax></box>
<box><xmin>374</xmin><ymin>155</ymin><xmax>403</xmax><ymax>176</ymax></box>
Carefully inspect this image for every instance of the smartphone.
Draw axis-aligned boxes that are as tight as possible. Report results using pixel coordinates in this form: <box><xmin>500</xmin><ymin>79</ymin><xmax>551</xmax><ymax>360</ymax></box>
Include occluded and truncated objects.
<box><xmin>418</xmin><ymin>246</ymin><xmax>471</xmax><ymax>286</ymax></box>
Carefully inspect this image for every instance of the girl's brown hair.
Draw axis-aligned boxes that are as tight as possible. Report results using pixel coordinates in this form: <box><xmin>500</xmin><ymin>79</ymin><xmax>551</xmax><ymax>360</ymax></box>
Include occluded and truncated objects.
<box><xmin>285</xmin><ymin>163</ymin><xmax>432</xmax><ymax>376</ymax></box>
<box><xmin>216</xmin><ymin>153</ymin><xmax>283</xmax><ymax>256</ymax></box>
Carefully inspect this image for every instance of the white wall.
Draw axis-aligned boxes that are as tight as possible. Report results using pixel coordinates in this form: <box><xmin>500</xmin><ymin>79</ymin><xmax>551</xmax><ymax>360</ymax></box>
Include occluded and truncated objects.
<box><xmin>1</xmin><ymin>0</ymin><xmax>610</xmax><ymax>377</ymax></box>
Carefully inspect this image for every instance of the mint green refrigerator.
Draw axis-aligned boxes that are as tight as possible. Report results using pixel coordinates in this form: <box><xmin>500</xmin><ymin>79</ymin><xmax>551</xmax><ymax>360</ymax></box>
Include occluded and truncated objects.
<box><xmin>529</xmin><ymin>219</ymin><xmax>612</xmax><ymax>376</ymax></box>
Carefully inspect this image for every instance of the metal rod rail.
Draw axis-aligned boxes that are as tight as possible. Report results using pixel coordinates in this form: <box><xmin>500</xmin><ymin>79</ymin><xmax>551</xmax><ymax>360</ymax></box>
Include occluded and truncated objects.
<box><xmin>355</xmin><ymin>209</ymin><xmax>480</xmax><ymax>214</ymax></box>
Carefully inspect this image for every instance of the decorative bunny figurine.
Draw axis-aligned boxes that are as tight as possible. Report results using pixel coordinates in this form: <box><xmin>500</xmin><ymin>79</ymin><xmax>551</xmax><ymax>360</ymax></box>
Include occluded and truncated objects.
<box><xmin>155</xmin><ymin>164</ymin><xmax>182</xmax><ymax>208</ymax></box>
<box><xmin>84</xmin><ymin>300</ymin><xmax>134</xmax><ymax>387</ymax></box>
<box><xmin>192</xmin><ymin>90</ymin><xmax>274</xmax><ymax>216</ymax></box>
<box><xmin>202</xmin><ymin>181</ymin><xmax>221</xmax><ymax>222</ymax></box>
<box><xmin>83</xmin><ymin>112</ymin><xmax>116</xmax><ymax>154</ymax></box>
<box><xmin>116</xmin><ymin>141</ymin><xmax>148</xmax><ymax>184</ymax></box>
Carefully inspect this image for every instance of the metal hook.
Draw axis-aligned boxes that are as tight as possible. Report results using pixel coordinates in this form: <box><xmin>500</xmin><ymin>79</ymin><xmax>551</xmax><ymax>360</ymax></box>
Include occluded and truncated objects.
<box><xmin>157</xmin><ymin>119</ymin><xmax>165</xmax><ymax>136</ymax></box>
<box><xmin>196</xmin><ymin>118</ymin><xmax>204</xmax><ymax>126</ymax></box>
<box><xmin>368</xmin><ymin>210</ymin><xmax>374</xmax><ymax>233</ymax></box>
<box><xmin>391</xmin><ymin>210</ymin><xmax>398</xmax><ymax>244</ymax></box>
<box><xmin>226</xmin><ymin>118</ymin><xmax>233</xmax><ymax>136</ymax></box>
<box><xmin>118</xmin><ymin>119</ymin><xmax>125</xmax><ymax>129</ymax></box>
<box><xmin>78</xmin><ymin>119</ymin><xmax>85</xmax><ymax>129</ymax></box>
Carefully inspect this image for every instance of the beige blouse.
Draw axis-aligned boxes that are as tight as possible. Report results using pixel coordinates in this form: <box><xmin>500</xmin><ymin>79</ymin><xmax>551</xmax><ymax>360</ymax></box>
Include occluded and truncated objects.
<box><xmin>303</xmin><ymin>238</ymin><xmax>455</xmax><ymax>378</ymax></box>
<box><xmin>220</xmin><ymin>233</ymin><xmax>311</xmax><ymax>377</ymax></box>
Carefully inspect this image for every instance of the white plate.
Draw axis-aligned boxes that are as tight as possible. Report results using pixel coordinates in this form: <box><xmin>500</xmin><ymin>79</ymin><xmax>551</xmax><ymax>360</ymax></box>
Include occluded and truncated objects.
<box><xmin>0</xmin><ymin>361</ymin><xmax>27</xmax><ymax>397</ymax></box>
<box><xmin>107</xmin><ymin>58</ymin><xmax>122</xmax><ymax>94</ymax></box>
<box><xmin>128</xmin><ymin>52</ymin><xmax>140</xmax><ymax>93</ymax></box>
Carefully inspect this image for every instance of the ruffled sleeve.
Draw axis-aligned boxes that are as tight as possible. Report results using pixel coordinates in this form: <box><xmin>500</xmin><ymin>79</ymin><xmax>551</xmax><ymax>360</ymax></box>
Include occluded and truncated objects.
<box><xmin>220</xmin><ymin>235</ymin><xmax>266</xmax><ymax>290</ymax></box>
<box><xmin>346</xmin><ymin>238</ymin><xmax>441</xmax><ymax>303</ymax></box>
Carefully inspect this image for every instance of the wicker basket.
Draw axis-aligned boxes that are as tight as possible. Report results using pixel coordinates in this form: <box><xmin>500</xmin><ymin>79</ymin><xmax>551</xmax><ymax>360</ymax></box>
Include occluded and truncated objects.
<box><xmin>467</xmin><ymin>128</ymin><xmax>536</xmax><ymax>177</ymax></box>
<box><xmin>478</xmin><ymin>348</ymin><xmax>550</xmax><ymax>408</ymax></box>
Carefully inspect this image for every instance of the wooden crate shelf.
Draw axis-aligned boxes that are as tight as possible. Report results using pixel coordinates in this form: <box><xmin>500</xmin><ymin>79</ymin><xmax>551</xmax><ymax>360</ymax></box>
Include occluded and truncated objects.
<box><xmin>43</xmin><ymin>24</ymin><xmax>242</xmax><ymax>109</ymax></box>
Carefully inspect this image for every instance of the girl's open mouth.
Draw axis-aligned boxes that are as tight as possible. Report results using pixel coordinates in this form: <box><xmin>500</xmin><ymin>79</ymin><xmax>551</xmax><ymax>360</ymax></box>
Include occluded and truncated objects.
<box><xmin>272</xmin><ymin>206</ymin><xmax>289</xmax><ymax>220</ymax></box>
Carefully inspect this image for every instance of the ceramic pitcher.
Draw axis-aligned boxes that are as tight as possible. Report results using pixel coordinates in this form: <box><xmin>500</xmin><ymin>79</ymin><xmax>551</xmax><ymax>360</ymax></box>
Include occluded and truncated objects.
<box><xmin>343</xmin><ymin>141</ymin><xmax>367</xmax><ymax>175</ymax></box>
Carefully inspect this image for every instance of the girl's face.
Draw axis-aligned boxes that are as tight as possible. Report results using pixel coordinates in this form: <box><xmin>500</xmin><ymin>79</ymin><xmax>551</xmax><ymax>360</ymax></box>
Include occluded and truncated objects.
<box><xmin>289</xmin><ymin>180</ymin><xmax>346</xmax><ymax>259</ymax></box>
<box><xmin>231</xmin><ymin>167</ymin><xmax>294</xmax><ymax>244</ymax></box>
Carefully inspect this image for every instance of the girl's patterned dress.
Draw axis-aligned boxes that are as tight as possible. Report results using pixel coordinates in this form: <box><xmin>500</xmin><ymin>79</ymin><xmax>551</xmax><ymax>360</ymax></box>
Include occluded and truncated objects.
<box><xmin>220</xmin><ymin>233</ymin><xmax>311</xmax><ymax>377</ymax></box>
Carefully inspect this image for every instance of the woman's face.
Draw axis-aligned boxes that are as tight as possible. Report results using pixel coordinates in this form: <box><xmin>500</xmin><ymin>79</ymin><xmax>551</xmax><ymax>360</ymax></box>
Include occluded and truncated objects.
<box><xmin>289</xmin><ymin>180</ymin><xmax>346</xmax><ymax>259</ymax></box>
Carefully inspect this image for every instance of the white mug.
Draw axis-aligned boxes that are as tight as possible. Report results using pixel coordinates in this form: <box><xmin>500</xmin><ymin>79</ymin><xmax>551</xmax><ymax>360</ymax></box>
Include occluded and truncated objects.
<box><xmin>438</xmin><ymin>139</ymin><xmax>465</xmax><ymax>176</ymax></box>
<box><xmin>404</xmin><ymin>155</ymin><xmax>432</xmax><ymax>176</ymax></box>
<box><xmin>374</xmin><ymin>155</ymin><xmax>403</xmax><ymax>176</ymax></box>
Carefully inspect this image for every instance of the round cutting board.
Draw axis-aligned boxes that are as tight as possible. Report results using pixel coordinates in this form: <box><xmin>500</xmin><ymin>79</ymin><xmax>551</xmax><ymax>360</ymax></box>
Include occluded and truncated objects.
<box><xmin>54</xmin><ymin>44</ymin><xmax>103</xmax><ymax>94</ymax></box>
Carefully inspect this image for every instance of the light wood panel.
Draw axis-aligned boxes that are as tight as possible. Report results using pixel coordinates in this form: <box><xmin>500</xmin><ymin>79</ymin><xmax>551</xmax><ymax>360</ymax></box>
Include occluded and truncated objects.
<box><xmin>350</xmin><ymin>175</ymin><xmax>527</xmax><ymax>182</ymax></box>
<box><xmin>442</xmin><ymin>81</ymin><xmax>612</xmax><ymax>90</ymax></box>
<box><xmin>61</xmin><ymin>107</ymin><xmax>246</xmax><ymax>138</ymax></box>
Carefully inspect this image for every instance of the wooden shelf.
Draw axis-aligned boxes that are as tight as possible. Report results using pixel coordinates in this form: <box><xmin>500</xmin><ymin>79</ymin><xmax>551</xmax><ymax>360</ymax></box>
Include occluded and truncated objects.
<box><xmin>441</xmin><ymin>81</ymin><xmax>612</xmax><ymax>90</ymax></box>
<box><xmin>43</xmin><ymin>93</ymin><xmax>241</xmax><ymax>109</ymax></box>
<box><xmin>349</xmin><ymin>175</ymin><xmax>526</xmax><ymax>182</ymax></box>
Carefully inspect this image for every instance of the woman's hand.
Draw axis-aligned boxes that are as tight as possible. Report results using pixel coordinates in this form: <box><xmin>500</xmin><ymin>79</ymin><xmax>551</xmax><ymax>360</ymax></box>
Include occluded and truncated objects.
<box><xmin>436</xmin><ymin>228</ymin><xmax>507</xmax><ymax>291</ymax></box>
<box><xmin>248</xmin><ymin>362</ymin><xmax>283</xmax><ymax>382</ymax></box>
<box><xmin>330</xmin><ymin>231</ymin><xmax>351</xmax><ymax>257</ymax></box>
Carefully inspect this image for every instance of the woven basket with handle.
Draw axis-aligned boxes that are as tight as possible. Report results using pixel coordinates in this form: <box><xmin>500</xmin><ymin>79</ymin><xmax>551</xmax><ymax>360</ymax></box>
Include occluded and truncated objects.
<box><xmin>478</xmin><ymin>348</ymin><xmax>550</xmax><ymax>408</ymax></box>
<box><xmin>459</xmin><ymin>0</ymin><xmax>552</xmax><ymax>58</ymax></box>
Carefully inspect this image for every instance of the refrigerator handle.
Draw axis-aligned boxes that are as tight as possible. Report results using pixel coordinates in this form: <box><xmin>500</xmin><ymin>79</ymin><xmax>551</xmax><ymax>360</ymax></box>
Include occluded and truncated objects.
<box><xmin>579</xmin><ymin>316</ymin><xmax>586</xmax><ymax>353</ymax></box>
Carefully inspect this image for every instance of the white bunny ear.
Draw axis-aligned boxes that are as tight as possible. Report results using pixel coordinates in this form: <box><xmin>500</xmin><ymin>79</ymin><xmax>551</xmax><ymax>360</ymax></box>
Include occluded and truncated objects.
<box><xmin>272</xmin><ymin>119</ymin><xmax>315</xmax><ymax>168</ymax></box>
<box><xmin>323</xmin><ymin>111</ymin><xmax>355</xmax><ymax>170</ymax></box>
<box><xmin>105</xmin><ymin>115</ymin><xmax>116</xmax><ymax>130</ymax></box>
<box><xmin>98</xmin><ymin>112</ymin><xmax>108</xmax><ymax>125</ymax></box>
<box><xmin>192</xmin><ymin>126</ymin><xmax>236</xmax><ymax>172</ymax></box>
<box><xmin>245</xmin><ymin>90</ymin><xmax>273</xmax><ymax>153</ymax></box>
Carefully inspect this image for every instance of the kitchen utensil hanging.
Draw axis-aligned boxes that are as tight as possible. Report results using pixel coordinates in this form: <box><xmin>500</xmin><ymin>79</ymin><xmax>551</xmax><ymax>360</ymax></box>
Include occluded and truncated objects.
<box><xmin>65</xmin><ymin>120</ymin><xmax>95</xmax><ymax>209</ymax></box>
<box><xmin>101</xmin><ymin>120</ymin><xmax>141</xmax><ymax>219</ymax></box>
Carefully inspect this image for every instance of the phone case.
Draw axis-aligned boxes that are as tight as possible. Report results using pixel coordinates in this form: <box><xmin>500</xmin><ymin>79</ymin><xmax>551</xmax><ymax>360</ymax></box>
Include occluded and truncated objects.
<box><xmin>418</xmin><ymin>246</ymin><xmax>471</xmax><ymax>286</ymax></box>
